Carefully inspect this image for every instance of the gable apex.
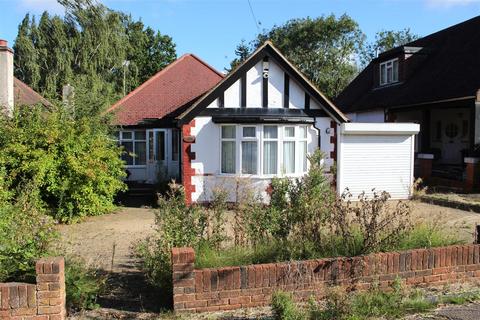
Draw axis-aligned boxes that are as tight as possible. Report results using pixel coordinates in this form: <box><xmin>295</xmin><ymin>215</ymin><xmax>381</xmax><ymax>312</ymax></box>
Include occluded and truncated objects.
<box><xmin>176</xmin><ymin>42</ymin><xmax>349</xmax><ymax>124</ymax></box>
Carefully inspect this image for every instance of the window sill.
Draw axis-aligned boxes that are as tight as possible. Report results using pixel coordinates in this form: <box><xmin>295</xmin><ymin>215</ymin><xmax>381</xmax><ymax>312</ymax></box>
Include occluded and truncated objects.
<box><xmin>125</xmin><ymin>165</ymin><xmax>147</xmax><ymax>168</ymax></box>
<box><xmin>216</xmin><ymin>173</ymin><xmax>307</xmax><ymax>179</ymax></box>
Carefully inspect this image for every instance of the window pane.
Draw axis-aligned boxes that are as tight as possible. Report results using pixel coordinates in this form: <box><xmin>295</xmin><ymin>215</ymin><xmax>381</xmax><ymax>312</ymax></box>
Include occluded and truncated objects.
<box><xmin>135</xmin><ymin>131</ymin><xmax>146</xmax><ymax>140</ymax></box>
<box><xmin>264</xmin><ymin>126</ymin><xmax>278</xmax><ymax>139</ymax></box>
<box><xmin>172</xmin><ymin>130</ymin><xmax>179</xmax><ymax>161</ymax></box>
<box><xmin>263</xmin><ymin>141</ymin><xmax>277</xmax><ymax>174</ymax></box>
<box><xmin>380</xmin><ymin>64</ymin><xmax>386</xmax><ymax>84</ymax></box>
<box><xmin>121</xmin><ymin>141</ymin><xmax>134</xmax><ymax>165</ymax></box>
<box><xmin>242</xmin><ymin>141</ymin><xmax>257</xmax><ymax>174</ymax></box>
<box><xmin>299</xmin><ymin>126</ymin><xmax>307</xmax><ymax>139</ymax></box>
<box><xmin>222</xmin><ymin>141</ymin><xmax>236</xmax><ymax>173</ymax></box>
<box><xmin>387</xmin><ymin>65</ymin><xmax>393</xmax><ymax>83</ymax></box>
<box><xmin>284</xmin><ymin>127</ymin><xmax>295</xmax><ymax>138</ymax></box>
<box><xmin>243</xmin><ymin>127</ymin><xmax>256</xmax><ymax>138</ymax></box>
<box><xmin>393</xmin><ymin>60</ymin><xmax>399</xmax><ymax>82</ymax></box>
<box><xmin>222</xmin><ymin>126</ymin><xmax>236</xmax><ymax>139</ymax></box>
<box><xmin>156</xmin><ymin>131</ymin><xmax>165</xmax><ymax>161</ymax></box>
<box><xmin>122</xmin><ymin>131</ymin><xmax>132</xmax><ymax>140</ymax></box>
<box><xmin>135</xmin><ymin>141</ymin><xmax>146</xmax><ymax>165</ymax></box>
<box><xmin>283</xmin><ymin>141</ymin><xmax>295</xmax><ymax>174</ymax></box>
<box><xmin>299</xmin><ymin>141</ymin><xmax>307</xmax><ymax>172</ymax></box>
<box><xmin>148</xmin><ymin>131</ymin><xmax>154</xmax><ymax>160</ymax></box>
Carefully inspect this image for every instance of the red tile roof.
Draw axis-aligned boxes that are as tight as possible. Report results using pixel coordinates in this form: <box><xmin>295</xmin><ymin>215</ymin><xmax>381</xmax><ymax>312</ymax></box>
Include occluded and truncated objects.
<box><xmin>14</xmin><ymin>77</ymin><xmax>51</xmax><ymax>106</ymax></box>
<box><xmin>107</xmin><ymin>54</ymin><xmax>224</xmax><ymax>126</ymax></box>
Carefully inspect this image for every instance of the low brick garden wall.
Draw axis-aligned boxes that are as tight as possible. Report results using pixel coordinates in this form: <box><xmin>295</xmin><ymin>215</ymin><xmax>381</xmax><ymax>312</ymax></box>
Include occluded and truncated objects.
<box><xmin>172</xmin><ymin>245</ymin><xmax>480</xmax><ymax>313</ymax></box>
<box><xmin>0</xmin><ymin>257</ymin><xmax>66</xmax><ymax>320</ymax></box>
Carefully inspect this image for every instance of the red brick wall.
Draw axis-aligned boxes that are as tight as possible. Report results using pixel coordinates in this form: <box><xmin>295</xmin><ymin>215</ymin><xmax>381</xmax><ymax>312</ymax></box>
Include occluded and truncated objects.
<box><xmin>172</xmin><ymin>245</ymin><xmax>480</xmax><ymax>313</ymax></box>
<box><xmin>0</xmin><ymin>257</ymin><xmax>66</xmax><ymax>320</ymax></box>
<box><xmin>181</xmin><ymin>120</ymin><xmax>196</xmax><ymax>205</ymax></box>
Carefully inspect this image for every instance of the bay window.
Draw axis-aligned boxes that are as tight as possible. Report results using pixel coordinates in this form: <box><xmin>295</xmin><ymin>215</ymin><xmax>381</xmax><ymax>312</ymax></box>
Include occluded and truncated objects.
<box><xmin>118</xmin><ymin>130</ymin><xmax>146</xmax><ymax>166</ymax></box>
<box><xmin>220</xmin><ymin>124</ymin><xmax>309</xmax><ymax>176</ymax></box>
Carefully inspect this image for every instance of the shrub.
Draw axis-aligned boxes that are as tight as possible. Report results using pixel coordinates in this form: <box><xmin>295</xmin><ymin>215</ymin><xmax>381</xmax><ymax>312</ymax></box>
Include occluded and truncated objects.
<box><xmin>0</xmin><ymin>105</ymin><xmax>126</xmax><ymax>223</ymax></box>
<box><xmin>0</xmin><ymin>185</ymin><xmax>57</xmax><ymax>282</ymax></box>
<box><xmin>271</xmin><ymin>291</ymin><xmax>304</xmax><ymax>320</ymax></box>
<box><xmin>65</xmin><ymin>257</ymin><xmax>106</xmax><ymax>311</ymax></box>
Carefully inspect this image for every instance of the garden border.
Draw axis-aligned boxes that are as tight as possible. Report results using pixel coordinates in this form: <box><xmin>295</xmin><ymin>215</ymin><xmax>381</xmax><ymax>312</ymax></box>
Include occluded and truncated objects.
<box><xmin>172</xmin><ymin>245</ymin><xmax>480</xmax><ymax>313</ymax></box>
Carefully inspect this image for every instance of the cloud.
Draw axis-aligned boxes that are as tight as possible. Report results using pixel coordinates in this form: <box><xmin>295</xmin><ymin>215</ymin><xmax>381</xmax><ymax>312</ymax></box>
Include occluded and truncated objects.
<box><xmin>17</xmin><ymin>0</ymin><xmax>65</xmax><ymax>15</ymax></box>
<box><xmin>425</xmin><ymin>0</ymin><xmax>480</xmax><ymax>8</ymax></box>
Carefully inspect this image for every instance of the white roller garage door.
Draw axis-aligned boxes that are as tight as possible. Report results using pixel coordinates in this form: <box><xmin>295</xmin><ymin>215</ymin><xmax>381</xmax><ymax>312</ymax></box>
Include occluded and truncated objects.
<box><xmin>337</xmin><ymin>123</ymin><xmax>419</xmax><ymax>200</ymax></box>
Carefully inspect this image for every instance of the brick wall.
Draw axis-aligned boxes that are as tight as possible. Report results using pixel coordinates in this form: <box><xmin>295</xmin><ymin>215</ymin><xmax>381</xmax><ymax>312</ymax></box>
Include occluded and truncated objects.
<box><xmin>172</xmin><ymin>245</ymin><xmax>480</xmax><ymax>313</ymax></box>
<box><xmin>181</xmin><ymin>120</ymin><xmax>196</xmax><ymax>205</ymax></box>
<box><xmin>0</xmin><ymin>257</ymin><xmax>66</xmax><ymax>320</ymax></box>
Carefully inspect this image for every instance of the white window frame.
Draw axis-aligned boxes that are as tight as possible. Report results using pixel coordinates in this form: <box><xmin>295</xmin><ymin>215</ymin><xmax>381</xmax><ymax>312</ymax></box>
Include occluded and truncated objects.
<box><xmin>379</xmin><ymin>58</ymin><xmax>399</xmax><ymax>86</ymax></box>
<box><xmin>282</xmin><ymin>126</ymin><xmax>296</xmax><ymax>174</ymax></box>
<box><xmin>118</xmin><ymin>130</ymin><xmax>147</xmax><ymax>167</ymax></box>
<box><xmin>240</xmin><ymin>126</ymin><xmax>259</xmax><ymax>175</ymax></box>
<box><xmin>218</xmin><ymin>124</ymin><xmax>310</xmax><ymax>178</ymax></box>
<box><xmin>220</xmin><ymin>125</ymin><xmax>237</xmax><ymax>174</ymax></box>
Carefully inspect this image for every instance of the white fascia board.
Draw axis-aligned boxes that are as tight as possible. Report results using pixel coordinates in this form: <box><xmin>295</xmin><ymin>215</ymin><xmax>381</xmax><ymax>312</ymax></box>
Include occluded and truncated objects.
<box><xmin>340</xmin><ymin>123</ymin><xmax>420</xmax><ymax>135</ymax></box>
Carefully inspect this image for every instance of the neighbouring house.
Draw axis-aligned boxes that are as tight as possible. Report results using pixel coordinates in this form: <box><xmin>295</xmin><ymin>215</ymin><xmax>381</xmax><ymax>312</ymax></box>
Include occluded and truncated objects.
<box><xmin>110</xmin><ymin>41</ymin><xmax>419</xmax><ymax>203</ymax></box>
<box><xmin>0</xmin><ymin>39</ymin><xmax>50</xmax><ymax>114</ymax></box>
<box><xmin>335</xmin><ymin>16</ymin><xmax>480</xmax><ymax>190</ymax></box>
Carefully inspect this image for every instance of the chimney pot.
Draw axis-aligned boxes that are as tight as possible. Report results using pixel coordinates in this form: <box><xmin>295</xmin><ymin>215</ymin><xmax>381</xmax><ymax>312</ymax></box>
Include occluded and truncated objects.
<box><xmin>0</xmin><ymin>39</ymin><xmax>7</xmax><ymax>47</ymax></box>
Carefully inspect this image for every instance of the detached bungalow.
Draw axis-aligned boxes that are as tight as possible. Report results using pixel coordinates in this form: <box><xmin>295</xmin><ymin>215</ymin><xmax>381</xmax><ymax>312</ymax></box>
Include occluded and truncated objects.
<box><xmin>109</xmin><ymin>41</ymin><xmax>419</xmax><ymax>203</ymax></box>
<box><xmin>109</xmin><ymin>42</ymin><xmax>348</xmax><ymax>203</ymax></box>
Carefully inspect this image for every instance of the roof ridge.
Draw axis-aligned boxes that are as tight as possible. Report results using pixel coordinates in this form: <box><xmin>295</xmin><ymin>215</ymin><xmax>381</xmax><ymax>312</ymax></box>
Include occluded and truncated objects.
<box><xmin>107</xmin><ymin>54</ymin><xmax>192</xmax><ymax>113</ymax></box>
<box><xmin>188</xmin><ymin>53</ymin><xmax>225</xmax><ymax>78</ymax></box>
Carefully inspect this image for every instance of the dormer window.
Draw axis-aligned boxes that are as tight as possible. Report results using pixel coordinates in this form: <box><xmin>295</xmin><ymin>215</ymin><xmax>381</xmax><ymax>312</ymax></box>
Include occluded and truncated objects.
<box><xmin>379</xmin><ymin>58</ymin><xmax>399</xmax><ymax>86</ymax></box>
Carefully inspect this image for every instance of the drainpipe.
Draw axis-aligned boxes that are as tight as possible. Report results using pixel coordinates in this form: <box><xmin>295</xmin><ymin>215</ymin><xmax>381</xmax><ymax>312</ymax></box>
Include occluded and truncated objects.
<box><xmin>313</xmin><ymin>118</ymin><xmax>322</xmax><ymax>150</ymax></box>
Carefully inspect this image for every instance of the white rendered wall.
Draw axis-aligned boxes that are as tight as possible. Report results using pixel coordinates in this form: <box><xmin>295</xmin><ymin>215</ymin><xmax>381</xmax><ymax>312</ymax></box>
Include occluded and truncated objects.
<box><xmin>219</xmin><ymin>58</ymin><xmax>316</xmax><ymax>110</ymax></box>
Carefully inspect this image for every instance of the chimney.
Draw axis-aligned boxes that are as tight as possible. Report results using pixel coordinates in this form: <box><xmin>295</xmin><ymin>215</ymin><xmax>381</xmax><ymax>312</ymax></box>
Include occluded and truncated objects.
<box><xmin>0</xmin><ymin>39</ymin><xmax>14</xmax><ymax>116</ymax></box>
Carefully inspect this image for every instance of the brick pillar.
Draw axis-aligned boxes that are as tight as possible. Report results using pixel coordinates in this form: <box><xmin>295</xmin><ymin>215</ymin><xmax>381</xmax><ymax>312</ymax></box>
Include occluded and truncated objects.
<box><xmin>36</xmin><ymin>257</ymin><xmax>66</xmax><ymax>319</ymax></box>
<box><xmin>417</xmin><ymin>153</ymin><xmax>434</xmax><ymax>181</ymax></box>
<box><xmin>465</xmin><ymin>157</ymin><xmax>480</xmax><ymax>192</ymax></box>
<box><xmin>181</xmin><ymin>120</ymin><xmax>196</xmax><ymax>205</ymax></box>
<box><xmin>172</xmin><ymin>247</ymin><xmax>195</xmax><ymax>312</ymax></box>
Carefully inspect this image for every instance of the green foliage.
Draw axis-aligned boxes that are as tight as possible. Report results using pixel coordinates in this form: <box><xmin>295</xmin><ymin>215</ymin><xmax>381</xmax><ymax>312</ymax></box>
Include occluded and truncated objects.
<box><xmin>230</xmin><ymin>14</ymin><xmax>365</xmax><ymax>99</ymax></box>
<box><xmin>136</xmin><ymin>183</ymin><xmax>212</xmax><ymax>302</ymax></box>
<box><xmin>360</xmin><ymin>28</ymin><xmax>419</xmax><ymax>67</ymax></box>
<box><xmin>0</xmin><ymin>105</ymin><xmax>126</xmax><ymax>223</ymax></box>
<box><xmin>14</xmin><ymin>0</ymin><xmax>176</xmax><ymax>114</ymax></box>
<box><xmin>65</xmin><ymin>257</ymin><xmax>106</xmax><ymax>311</ymax></box>
<box><xmin>0</xmin><ymin>184</ymin><xmax>57</xmax><ymax>282</ymax></box>
<box><xmin>271</xmin><ymin>291</ymin><xmax>304</xmax><ymax>320</ymax></box>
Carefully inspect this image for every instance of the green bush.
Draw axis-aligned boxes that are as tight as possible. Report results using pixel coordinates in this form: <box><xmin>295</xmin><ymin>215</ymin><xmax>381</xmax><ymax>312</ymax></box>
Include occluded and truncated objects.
<box><xmin>65</xmin><ymin>257</ymin><xmax>106</xmax><ymax>311</ymax></box>
<box><xmin>271</xmin><ymin>291</ymin><xmax>304</xmax><ymax>320</ymax></box>
<box><xmin>0</xmin><ymin>184</ymin><xmax>57</xmax><ymax>282</ymax></box>
<box><xmin>0</xmin><ymin>105</ymin><xmax>126</xmax><ymax>223</ymax></box>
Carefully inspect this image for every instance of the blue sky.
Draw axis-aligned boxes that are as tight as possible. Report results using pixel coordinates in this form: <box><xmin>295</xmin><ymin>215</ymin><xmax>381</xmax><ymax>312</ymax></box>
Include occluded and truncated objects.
<box><xmin>1</xmin><ymin>0</ymin><xmax>480</xmax><ymax>71</ymax></box>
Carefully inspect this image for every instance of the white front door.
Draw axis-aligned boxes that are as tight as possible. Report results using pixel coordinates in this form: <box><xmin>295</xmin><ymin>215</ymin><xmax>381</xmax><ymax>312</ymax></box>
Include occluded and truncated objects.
<box><xmin>146</xmin><ymin>129</ymin><xmax>168</xmax><ymax>183</ymax></box>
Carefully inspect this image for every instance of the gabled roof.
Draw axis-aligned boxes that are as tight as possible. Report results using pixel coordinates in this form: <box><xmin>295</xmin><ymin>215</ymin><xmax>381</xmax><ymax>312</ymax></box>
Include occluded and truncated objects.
<box><xmin>14</xmin><ymin>77</ymin><xmax>51</xmax><ymax>107</ymax></box>
<box><xmin>336</xmin><ymin>16</ymin><xmax>480</xmax><ymax>113</ymax></box>
<box><xmin>177</xmin><ymin>41</ymin><xmax>349</xmax><ymax>124</ymax></box>
<box><xmin>107</xmin><ymin>54</ymin><xmax>224</xmax><ymax>126</ymax></box>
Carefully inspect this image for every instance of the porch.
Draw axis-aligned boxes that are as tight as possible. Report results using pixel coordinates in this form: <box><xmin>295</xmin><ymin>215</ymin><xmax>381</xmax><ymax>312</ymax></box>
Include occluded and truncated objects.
<box><xmin>116</xmin><ymin>127</ymin><xmax>181</xmax><ymax>184</ymax></box>
<box><xmin>387</xmin><ymin>98</ymin><xmax>480</xmax><ymax>192</ymax></box>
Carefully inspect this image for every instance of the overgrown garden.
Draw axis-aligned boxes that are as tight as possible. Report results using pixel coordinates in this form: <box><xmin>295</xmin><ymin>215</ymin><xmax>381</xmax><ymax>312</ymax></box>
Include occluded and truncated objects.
<box><xmin>136</xmin><ymin>151</ymin><xmax>463</xmax><ymax>305</ymax></box>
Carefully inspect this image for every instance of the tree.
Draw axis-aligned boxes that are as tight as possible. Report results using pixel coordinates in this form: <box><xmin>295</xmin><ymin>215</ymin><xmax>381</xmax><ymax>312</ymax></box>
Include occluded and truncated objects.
<box><xmin>360</xmin><ymin>28</ymin><xmax>419</xmax><ymax>67</ymax></box>
<box><xmin>227</xmin><ymin>39</ymin><xmax>251</xmax><ymax>72</ymax></box>
<box><xmin>229</xmin><ymin>15</ymin><xmax>365</xmax><ymax>99</ymax></box>
<box><xmin>13</xmin><ymin>0</ymin><xmax>177</xmax><ymax>115</ymax></box>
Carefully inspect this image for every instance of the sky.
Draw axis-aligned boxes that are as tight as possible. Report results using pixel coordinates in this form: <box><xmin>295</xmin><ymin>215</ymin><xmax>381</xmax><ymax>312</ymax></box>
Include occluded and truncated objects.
<box><xmin>0</xmin><ymin>0</ymin><xmax>480</xmax><ymax>71</ymax></box>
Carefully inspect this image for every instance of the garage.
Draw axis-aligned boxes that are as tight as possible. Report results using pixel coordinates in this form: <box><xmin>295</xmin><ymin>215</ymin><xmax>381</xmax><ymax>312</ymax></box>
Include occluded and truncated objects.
<box><xmin>337</xmin><ymin>123</ymin><xmax>420</xmax><ymax>199</ymax></box>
